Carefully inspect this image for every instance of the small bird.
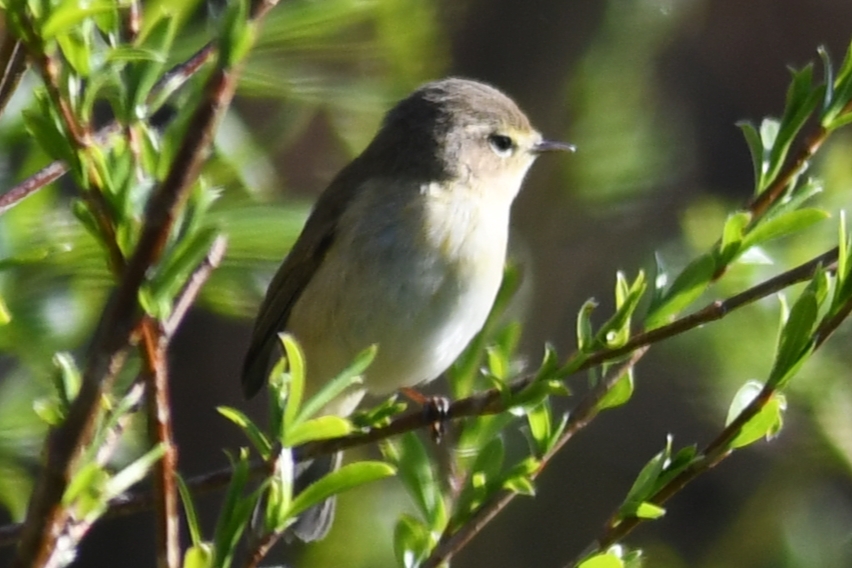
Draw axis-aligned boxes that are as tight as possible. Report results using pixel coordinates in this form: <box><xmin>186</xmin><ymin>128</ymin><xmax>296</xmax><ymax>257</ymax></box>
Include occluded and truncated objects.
<box><xmin>242</xmin><ymin>77</ymin><xmax>573</xmax><ymax>541</ymax></box>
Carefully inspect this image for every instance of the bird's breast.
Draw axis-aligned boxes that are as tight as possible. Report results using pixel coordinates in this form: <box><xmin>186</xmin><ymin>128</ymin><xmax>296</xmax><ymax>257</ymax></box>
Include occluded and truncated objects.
<box><xmin>287</xmin><ymin>181</ymin><xmax>513</xmax><ymax>403</ymax></box>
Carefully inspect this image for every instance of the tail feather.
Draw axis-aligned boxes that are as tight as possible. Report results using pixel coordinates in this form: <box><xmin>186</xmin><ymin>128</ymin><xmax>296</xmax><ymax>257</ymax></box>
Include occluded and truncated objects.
<box><xmin>286</xmin><ymin>451</ymin><xmax>343</xmax><ymax>543</ymax></box>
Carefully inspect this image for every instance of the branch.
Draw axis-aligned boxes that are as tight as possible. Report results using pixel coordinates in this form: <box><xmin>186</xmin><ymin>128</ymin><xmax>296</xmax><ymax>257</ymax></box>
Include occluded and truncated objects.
<box><xmin>747</xmin><ymin>96</ymin><xmax>852</xmax><ymax>220</ymax></box>
<box><xmin>141</xmin><ymin>319</ymin><xmax>180</xmax><ymax>568</ymax></box>
<box><xmin>0</xmin><ymin>242</ymin><xmax>833</xmax><ymax>556</ymax></box>
<box><xmin>570</xmin><ymin>277</ymin><xmax>852</xmax><ymax>566</ymax></box>
<box><xmin>11</xmin><ymin>45</ymin><xmax>245</xmax><ymax>568</ymax></box>
<box><xmin>0</xmin><ymin>0</ymin><xmax>275</xmax><ymax>218</ymax></box>
<box><xmin>0</xmin><ymin>36</ymin><xmax>28</xmax><ymax>119</ymax></box>
<box><xmin>0</xmin><ymin>40</ymin><xmax>215</xmax><ymax>219</ymax></box>
<box><xmin>422</xmin><ymin>349</ymin><xmax>649</xmax><ymax>568</ymax></box>
<box><xmin>163</xmin><ymin>235</ymin><xmax>228</xmax><ymax>338</ymax></box>
<box><xmin>142</xmin><ymin>235</ymin><xmax>227</xmax><ymax>568</ymax></box>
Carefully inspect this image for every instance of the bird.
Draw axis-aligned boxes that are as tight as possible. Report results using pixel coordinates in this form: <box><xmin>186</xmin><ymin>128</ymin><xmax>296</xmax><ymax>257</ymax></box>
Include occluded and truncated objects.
<box><xmin>241</xmin><ymin>77</ymin><xmax>573</xmax><ymax>541</ymax></box>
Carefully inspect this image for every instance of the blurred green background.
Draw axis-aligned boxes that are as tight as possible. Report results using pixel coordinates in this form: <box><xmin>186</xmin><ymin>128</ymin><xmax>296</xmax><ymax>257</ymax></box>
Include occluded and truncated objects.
<box><xmin>1</xmin><ymin>0</ymin><xmax>852</xmax><ymax>566</ymax></box>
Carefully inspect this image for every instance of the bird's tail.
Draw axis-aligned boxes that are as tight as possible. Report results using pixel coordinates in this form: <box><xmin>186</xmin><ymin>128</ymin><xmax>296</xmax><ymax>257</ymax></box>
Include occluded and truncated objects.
<box><xmin>286</xmin><ymin>451</ymin><xmax>343</xmax><ymax>542</ymax></box>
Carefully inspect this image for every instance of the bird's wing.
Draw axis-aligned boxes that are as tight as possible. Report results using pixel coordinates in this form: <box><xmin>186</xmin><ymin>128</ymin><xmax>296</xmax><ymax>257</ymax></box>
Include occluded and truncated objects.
<box><xmin>241</xmin><ymin>164</ymin><xmax>364</xmax><ymax>398</ymax></box>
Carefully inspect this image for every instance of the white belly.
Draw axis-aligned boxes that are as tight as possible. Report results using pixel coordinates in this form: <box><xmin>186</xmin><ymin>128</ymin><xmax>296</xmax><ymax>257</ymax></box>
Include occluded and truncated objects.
<box><xmin>286</xmin><ymin>184</ymin><xmax>510</xmax><ymax>415</ymax></box>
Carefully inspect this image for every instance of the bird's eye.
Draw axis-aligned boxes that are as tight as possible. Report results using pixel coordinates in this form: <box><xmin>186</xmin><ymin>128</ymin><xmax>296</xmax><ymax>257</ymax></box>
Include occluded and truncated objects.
<box><xmin>488</xmin><ymin>134</ymin><xmax>515</xmax><ymax>157</ymax></box>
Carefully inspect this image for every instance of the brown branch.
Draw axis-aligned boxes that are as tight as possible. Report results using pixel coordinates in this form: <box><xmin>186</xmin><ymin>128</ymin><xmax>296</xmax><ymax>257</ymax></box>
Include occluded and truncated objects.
<box><xmin>11</xmin><ymin>49</ymin><xmax>245</xmax><ymax>568</ymax></box>
<box><xmin>746</xmin><ymin>98</ymin><xmax>852</xmax><ymax>221</ymax></box>
<box><xmin>142</xmin><ymin>235</ymin><xmax>227</xmax><ymax>568</ymax></box>
<box><xmin>570</xmin><ymin>268</ymin><xmax>852</xmax><ymax>566</ymax></box>
<box><xmin>747</xmin><ymin>128</ymin><xmax>825</xmax><ymax>220</ymax></box>
<box><xmin>0</xmin><ymin>160</ymin><xmax>67</xmax><ymax>215</ymax></box>
<box><xmin>141</xmin><ymin>320</ymin><xmax>180</xmax><ymax>568</ymax></box>
<box><xmin>243</xmin><ymin>532</ymin><xmax>282</xmax><ymax>568</ymax></box>
<box><xmin>0</xmin><ymin>243</ymin><xmax>834</xmax><ymax>557</ymax></box>
<box><xmin>0</xmin><ymin>39</ymin><xmax>216</xmax><ymax>219</ymax></box>
<box><xmin>0</xmin><ymin>0</ymin><xmax>274</xmax><ymax>218</ymax></box>
<box><xmin>14</xmin><ymin>15</ymin><xmax>89</xmax><ymax>148</ymax></box>
<box><xmin>814</xmin><ymin>294</ymin><xmax>852</xmax><ymax>349</ymax></box>
<box><xmin>163</xmin><ymin>235</ymin><xmax>228</xmax><ymax>338</ymax></box>
<box><xmin>422</xmin><ymin>349</ymin><xmax>649</xmax><ymax>568</ymax></box>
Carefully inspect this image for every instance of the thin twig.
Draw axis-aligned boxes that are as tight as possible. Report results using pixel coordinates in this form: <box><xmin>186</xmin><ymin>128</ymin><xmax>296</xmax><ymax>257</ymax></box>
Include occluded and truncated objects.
<box><xmin>0</xmin><ymin>160</ymin><xmax>68</xmax><ymax>215</ymax></box>
<box><xmin>0</xmin><ymin>36</ymin><xmax>28</xmax><ymax>119</ymax></box>
<box><xmin>243</xmin><ymin>532</ymin><xmax>282</xmax><ymax>568</ymax></box>
<box><xmin>0</xmin><ymin>242</ymin><xmax>833</xmax><ymax>555</ymax></box>
<box><xmin>0</xmin><ymin>0</ymin><xmax>276</xmax><ymax>218</ymax></box>
<box><xmin>141</xmin><ymin>320</ymin><xmax>180</xmax><ymax>568</ymax></box>
<box><xmin>11</xmin><ymin>43</ymin><xmax>246</xmax><ymax>568</ymax></box>
<box><xmin>46</xmin><ymin>383</ymin><xmax>147</xmax><ymax>566</ymax></box>
<box><xmin>0</xmin><ymin>40</ymin><xmax>216</xmax><ymax>218</ymax></box>
<box><xmin>746</xmin><ymin>97</ymin><xmax>852</xmax><ymax>221</ymax></box>
<box><xmin>163</xmin><ymin>235</ymin><xmax>228</xmax><ymax>338</ymax></box>
<box><xmin>422</xmin><ymin>349</ymin><xmax>649</xmax><ymax>568</ymax></box>
<box><xmin>142</xmin><ymin>235</ymin><xmax>227</xmax><ymax>568</ymax></box>
<box><xmin>570</xmin><ymin>273</ymin><xmax>852</xmax><ymax>566</ymax></box>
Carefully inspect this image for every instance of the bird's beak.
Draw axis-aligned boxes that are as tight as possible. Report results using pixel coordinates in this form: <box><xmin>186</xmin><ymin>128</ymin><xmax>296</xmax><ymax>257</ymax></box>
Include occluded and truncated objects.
<box><xmin>532</xmin><ymin>139</ymin><xmax>576</xmax><ymax>154</ymax></box>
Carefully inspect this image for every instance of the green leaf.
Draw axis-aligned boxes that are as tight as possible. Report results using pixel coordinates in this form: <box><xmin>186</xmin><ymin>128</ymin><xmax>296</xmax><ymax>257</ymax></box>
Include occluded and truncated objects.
<box><xmin>534</xmin><ymin>343</ymin><xmax>564</xmax><ymax>383</ymax></box>
<box><xmin>279</xmin><ymin>333</ymin><xmax>306</xmax><ymax>431</ymax></box>
<box><xmin>64</xmin><ymin>462</ymin><xmax>109</xmax><ymax>520</ymax></box>
<box><xmin>386</xmin><ymin>432</ymin><xmax>446</xmax><ymax>528</ymax></box>
<box><xmin>635</xmin><ymin>501</ymin><xmax>666</xmax><ymax>519</ymax></box>
<box><xmin>767</xmin><ymin>68</ymin><xmax>825</xmax><ymax>185</ymax></box>
<box><xmin>473</xmin><ymin>437</ymin><xmax>505</xmax><ymax>483</ymax></box>
<box><xmin>656</xmin><ymin>444</ymin><xmax>697</xmax><ymax>488</ymax></box>
<box><xmin>578</xmin><ymin>552</ymin><xmax>625</xmax><ymax>568</ymax></box>
<box><xmin>737</xmin><ymin>120</ymin><xmax>764</xmax><ymax>192</ymax></box>
<box><xmin>219</xmin><ymin>0</ymin><xmax>256</xmax><ymax>67</ymax></box>
<box><xmin>743</xmin><ymin>208</ymin><xmax>829</xmax><ymax>251</ymax></box>
<box><xmin>212</xmin><ymin>449</ymin><xmax>257</xmax><ymax>567</ymax></box>
<box><xmin>351</xmin><ymin>395</ymin><xmax>407</xmax><ymax>429</ymax></box>
<box><xmin>597</xmin><ymin>271</ymin><xmax>646</xmax><ymax>348</ymax></box>
<box><xmin>646</xmin><ymin>253</ymin><xmax>715</xmax><ymax>329</ymax></box>
<box><xmin>23</xmin><ymin>105</ymin><xmax>74</xmax><ymax>165</ymax></box>
<box><xmin>284</xmin><ymin>415</ymin><xmax>353</xmax><ymax>446</ymax></box>
<box><xmin>32</xmin><ymin>399</ymin><xmax>64</xmax><ymax>426</ymax></box>
<box><xmin>148</xmin><ymin>227</ymin><xmax>220</xmax><ymax>315</ymax></box>
<box><xmin>719</xmin><ymin>211</ymin><xmax>751</xmax><ymax>264</ymax></box>
<box><xmin>728</xmin><ymin>389</ymin><xmax>787</xmax><ymax>449</ymax></box>
<box><xmin>767</xmin><ymin>274</ymin><xmax>823</xmax><ymax>388</ymax></box>
<box><xmin>485</xmin><ymin>345</ymin><xmax>510</xmax><ymax>383</ymax></box>
<box><xmin>577</xmin><ymin>299</ymin><xmax>597</xmax><ymax>352</ymax></box>
<box><xmin>217</xmin><ymin>406</ymin><xmax>272</xmax><ymax>458</ymax></box>
<box><xmin>106</xmin><ymin>46</ymin><xmax>167</xmax><ymax>63</ymax></box>
<box><xmin>508</xmin><ymin>379</ymin><xmax>569</xmax><ymax>410</ymax></box>
<box><xmin>822</xmin><ymin>41</ymin><xmax>852</xmax><ymax>128</ymax></box>
<box><xmin>525</xmin><ymin>400</ymin><xmax>552</xmax><ymax>457</ymax></box>
<box><xmin>265</xmin><ymin>448</ymin><xmax>295</xmax><ymax>531</ymax></box>
<box><xmin>620</xmin><ymin>436</ymin><xmax>670</xmax><ymax>517</ymax></box>
<box><xmin>287</xmin><ymin>461</ymin><xmax>395</xmax><ymax>519</ymax></box>
<box><xmin>128</xmin><ymin>15</ymin><xmax>174</xmax><ymax>115</ymax></box>
<box><xmin>394</xmin><ymin>514</ymin><xmax>434</xmax><ymax>568</ymax></box>
<box><xmin>833</xmin><ymin>212</ymin><xmax>852</xmax><ymax>313</ymax></box>
<box><xmin>726</xmin><ymin>381</ymin><xmax>765</xmax><ymax>426</ymax></box>
<box><xmin>182</xmin><ymin>543</ymin><xmax>213</xmax><ymax>568</ymax></box>
<box><xmin>53</xmin><ymin>352</ymin><xmax>81</xmax><ymax>407</ymax></box>
<box><xmin>596</xmin><ymin>367</ymin><xmax>634</xmax><ymax>411</ymax></box>
<box><xmin>105</xmin><ymin>444</ymin><xmax>167</xmax><ymax>500</ymax></box>
<box><xmin>63</xmin><ymin>462</ymin><xmax>105</xmax><ymax>507</ymax></box>
<box><xmin>56</xmin><ymin>32</ymin><xmax>92</xmax><ymax>77</ymax></box>
<box><xmin>177</xmin><ymin>475</ymin><xmax>203</xmax><ymax>547</ymax></box>
<box><xmin>41</xmin><ymin>0</ymin><xmax>115</xmax><ymax>38</ymax></box>
<box><xmin>502</xmin><ymin>474</ymin><xmax>535</xmax><ymax>496</ymax></box>
<box><xmin>295</xmin><ymin>345</ymin><xmax>375</xmax><ymax>424</ymax></box>
<box><xmin>502</xmin><ymin>457</ymin><xmax>539</xmax><ymax>496</ymax></box>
